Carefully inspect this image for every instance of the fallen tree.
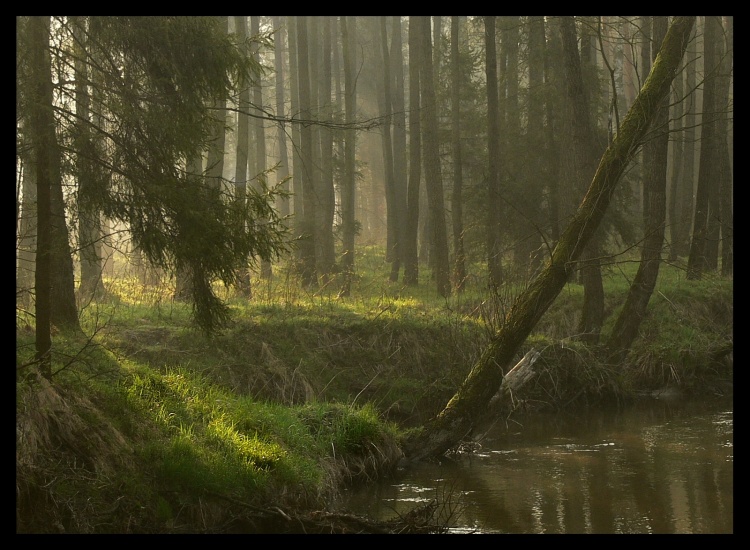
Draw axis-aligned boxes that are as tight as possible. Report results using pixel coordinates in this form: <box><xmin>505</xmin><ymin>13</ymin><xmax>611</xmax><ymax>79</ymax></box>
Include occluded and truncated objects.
<box><xmin>403</xmin><ymin>16</ymin><xmax>697</xmax><ymax>462</ymax></box>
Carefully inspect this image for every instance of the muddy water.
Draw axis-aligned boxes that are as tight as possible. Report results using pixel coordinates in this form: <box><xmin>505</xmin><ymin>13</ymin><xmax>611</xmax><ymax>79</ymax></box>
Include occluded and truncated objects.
<box><xmin>336</xmin><ymin>396</ymin><xmax>733</xmax><ymax>533</ymax></box>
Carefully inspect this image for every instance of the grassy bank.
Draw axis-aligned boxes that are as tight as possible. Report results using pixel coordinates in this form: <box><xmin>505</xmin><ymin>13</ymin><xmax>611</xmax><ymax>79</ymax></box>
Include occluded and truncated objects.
<box><xmin>16</xmin><ymin>248</ymin><xmax>732</xmax><ymax>532</ymax></box>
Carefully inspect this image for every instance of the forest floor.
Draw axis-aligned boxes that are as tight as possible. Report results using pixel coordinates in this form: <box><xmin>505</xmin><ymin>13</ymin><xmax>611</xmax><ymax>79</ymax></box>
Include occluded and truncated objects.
<box><xmin>16</xmin><ymin>252</ymin><xmax>733</xmax><ymax>533</ymax></box>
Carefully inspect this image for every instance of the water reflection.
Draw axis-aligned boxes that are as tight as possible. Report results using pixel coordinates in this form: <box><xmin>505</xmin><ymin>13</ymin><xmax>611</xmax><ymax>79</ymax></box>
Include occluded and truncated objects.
<box><xmin>337</xmin><ymin>397</ymin><xmax>733</xmax><ymax>533</ymax></box>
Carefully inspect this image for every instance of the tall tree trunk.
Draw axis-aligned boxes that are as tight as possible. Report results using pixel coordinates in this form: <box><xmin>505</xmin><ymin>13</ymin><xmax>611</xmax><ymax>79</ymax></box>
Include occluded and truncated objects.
<box><xmin>206</xmin><ymin>16</ymin><xmax>228</xmax><ymax>193</ymax></box>
<box><xmin>544</xmin><ymin>17</ymin><xmax>561</xmax><ymax>244</ymax></box>
<box><xmin>272</xmin><ymin>16</ymin><xmax>291</xmax><ymax>220</ymax></box>
<box><xmin>32</xmin><ymin>18</ymin><xmax>79</xmax><ymax>331</ymax></box>
<box><xmin>315</xmin><ymin>16</ymin><xmax>336</xmax><ymax>283</ymax></box>
<box><xmin>419</xmin><ymin>16</ymin><xmax>451</xmax><ymax>298</ymax></box>
<box><xmin>450</xmin><ymin>16</ymin><xmax>467</xmax><ymax>292</ymax></box>
<box><xmin>306</xmin><ymin>16</ymin><xmax>329</xmax><ymax>285</ymax></box>
<box><xmin>484</xmin><ymin>16</ymin><xmax>503</xmax><ymax>289</ymax></box>
<box><xmin>251</xmin><ymin>16</ymin><xmax>273</xmax><ymax>280</ymax></box>
<box><xmin>638</xmin><ymin>16</ymin><xmax>652</xmax><ymax>225</ymax></box>
<box><xmin>522</xmin><ymin>16</ymin><xmax>547</xmax><ymax>278</ymax></box>
<box><xmin>403</xmin><ymin>16</ymin><xmax>421</xmax><ymax>287</ymax></box>
<box><xmin>338</xmin><ymin>16</ymin><xmax>357</xmax><ymax>297</ymax></box>
<box><xmin>703</xmin><ymin>17</ymin><xmax>725</xmax><ymax>271</ymax></box>
<box><xmin>607</xmin><ymin>16</ymin><xmax>670</xmax><ymax>361</ymax></box>
<box><xmin>73</xmin><ymin>16</ymin><xmax>105</xmax><ymax>303</ymax></box>
<box><xmin>17</xmin><ymin>151</ymin><xmax>37</xmax><ymax>309</ymax></box>
<box><xmin>667</xmin><ymin>48</ymin><xmax>684</xmax><ymax>262</ymax></box>
<box><xmin>390</xmin><ymin>16</ymin><xmax>409</xmax><ymax>285</ymax></box>
<box><xmin>287</xmin><ymin>16</ymin><xmax>305</xmax><ymax>267</ymax></box>
<box><xmin>675</xmin><ymin>23</ymin><xmax>697</xmax><ymax>258</ymax></box>
<box><xmin>718</xmin><ymin>16</ymin><xmax>733</xmax><ymax>276</ymax></box>
<box><xmin>378</xmin><ymin>17</ymin><xmax>398</xmax><ymax>277</ymax></box>
<box><xmin>403</xmin><ymin>16</ymin><xmax>695</xmax><ymax>462</ymax></box>
<box><xmin>233</xmin><ymin>16</ymin><xmax>252</xmax><ymax>296</ymax></box>
<box><xmin>560</xmin><ymin>16</ymin><xmax>604</xmax><ymax>344</ymax></box>
<box><xmin>418</xmin><ymin>16</ymin><xmax>442</xmax><ymax>273</ymax></box>
<box><xmin>29</xmin><ymin>15</ymin><xmax>54</xmax><ymax>377</ymax></box>
<box><xmin>296</xmin><ymin>16</ymin><xmax>318</xmax><ymax>288</ymax></box>
<box><xmin>687</xmin><ymin>16</ymin><xmax>720</xmax><ymax>280</ymax></box>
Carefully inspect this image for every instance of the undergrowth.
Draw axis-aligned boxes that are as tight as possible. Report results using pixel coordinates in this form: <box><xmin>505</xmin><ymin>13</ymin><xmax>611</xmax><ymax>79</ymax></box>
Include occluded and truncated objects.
<box><xmin>16</xmin><ymin>248</ymin><xmax>732</xmax><ymax>532</ymax></box>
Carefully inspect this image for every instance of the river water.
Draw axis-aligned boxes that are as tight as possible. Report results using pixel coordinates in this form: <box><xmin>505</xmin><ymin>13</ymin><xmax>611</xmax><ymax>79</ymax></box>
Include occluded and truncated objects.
<box><xmin>336</xmin><ymin>396</ymin><xmax>733</xmax><ymax>534</ymax></box>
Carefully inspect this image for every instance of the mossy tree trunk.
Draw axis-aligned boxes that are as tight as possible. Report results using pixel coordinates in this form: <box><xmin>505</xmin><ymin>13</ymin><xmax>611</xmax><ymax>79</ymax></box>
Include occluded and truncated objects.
<box><xmin>403</xmin><ymin>16</ymin><xmax>696</xmax><ymax>462</ymax></box>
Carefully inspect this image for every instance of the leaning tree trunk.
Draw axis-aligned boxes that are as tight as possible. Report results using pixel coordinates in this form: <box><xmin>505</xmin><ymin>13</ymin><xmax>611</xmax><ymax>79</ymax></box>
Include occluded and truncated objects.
<box><xmin>403</xmin><ymin>16</ymin><xmax>696</xmax><ymax>462</ymax></box>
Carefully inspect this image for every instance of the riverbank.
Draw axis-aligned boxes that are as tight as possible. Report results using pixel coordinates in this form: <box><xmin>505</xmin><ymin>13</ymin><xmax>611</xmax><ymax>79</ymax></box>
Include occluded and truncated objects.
<box><xmin>16</xmin><ymin>256</ymin><xmax>732</xmax><ymax>533</ymax></box>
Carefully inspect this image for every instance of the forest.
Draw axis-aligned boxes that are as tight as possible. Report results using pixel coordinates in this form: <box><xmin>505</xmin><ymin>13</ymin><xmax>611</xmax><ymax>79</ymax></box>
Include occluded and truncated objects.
<box><xmin>16</xmin><ymin>16</ymin><xmax>732</xmax><ymax>533</ymax></box>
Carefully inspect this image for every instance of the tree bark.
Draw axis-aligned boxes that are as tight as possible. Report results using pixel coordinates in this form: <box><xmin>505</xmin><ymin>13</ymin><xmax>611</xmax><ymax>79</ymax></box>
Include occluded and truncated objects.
<box><xmin>287</xmin><ymin>16</ymin><xmax>305</xmax><ymax>261</ymax></box>
<box><xmin>251</xmin><ymin>16</ymin><xmax>273</xmax><ymax>281</ymax></box>
<box><xmin>718</xmin><ymin>16</ymin><xmax>733</xmax><ymax>276</ymax></box>
<box><xmin>315</xmin><ymin>16</ymin><xmax>336</xmax><ymax>283</ymax></box>
<box><xmin>73</xmin><ymin>16</ymin><xmax>105</xmax><ymax>303</ymax></box>
<box><xmin>667</xmin><ymin>47</ymin><xmax>684</xmax><ymax>262</ymax></box>
<box><xmin>296</xmin><ymin>16</ymin><xmax>318</xmax><ymax>288</ymax></box>
<box><xmin>272</xmin><ymin>16</ymin><xmax>291</xmax><ymax>220</ymax></box>
<box><xmin>403</xmin><ymin>16</ymin><xmax>696</xmax><ymax>462</ymax></box>
<box><xmin>484</xmin><ymin>16</ymin><xmax>503</xmax><ymax>289</ymax></box>
<box><xmin>675</xmin><ymin>24</ymin><xmax>697</xmax><ymax>258</ymax></box>
<box><xmin>338</xmin><ymin>16</ymin><xmax>357</xmax><ymax>297</ymax></box>
<box><xmin>378</xmin><ymin>17</ymin><xmax>397</xmax><ymax>275</ymax></box>
<box><xmin>29</xmin><ymin>15</ymin><xmax>54</xmax><ymax>377</ymax></box>
<box><xmin>390</xmin><ymin>16</ymin><xmax>409</xmax><ymax>285</ymax></box>
<box><xmin>418</xmin><ymin>16</ymin><xmax>451</xmax><ymax>298</ymax></box>
<box><xmin>37</xmin><ymin>18</ymin><xmax>80</xmax><ymax>331</ymax></box>
<box><xmin>559</xmin><ymin>17</ymin><xmax>605</xmax><ymax>344</ymax></box>
<box><xmin>233</xmin><ymin>16</ymin><xmax>252</xmax><ymax>296</ymax></box>
<box><xmin>403</xmin><ymin>16</ymin><xmax>421</xmax><ymax>287</ymax></box>
<box><xmin>450</xmin><ymin>16</ymin><xmax>467</xmax><ymax>292</ymax></box>
<box><xmin>687</xmin><ymin>17</ymin><xmax>720</xmax><ymax>280</ymax></box>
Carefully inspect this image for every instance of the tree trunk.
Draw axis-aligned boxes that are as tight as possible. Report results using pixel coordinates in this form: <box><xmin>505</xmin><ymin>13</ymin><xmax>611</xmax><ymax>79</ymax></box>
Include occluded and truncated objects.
<box><xmin>403</xmin><ymin>16</ymin><xmax>695</xmax><ymax>462</ymax></box>
<box><xmin>450</xmin><ymin>16</ymin><xmax>466</xmax><ymax>293</ymax></box>
<box><xmin>29</xmin><ymin>15</ymin><xmax>54</xmax><ymax>377</ymax></box>
<box><xmin>378</xmin><ymin>17</ymin><xmax>398</xmax><ymax>277</ymax></box>
<box><xmin>272</xmin><ymin>16</ymin><xmax>291</xmax><ymax>220</ymax></box>
<box><xmin>315</xmin><ymin>16</ymin><xmax>337</xmax><ymax>283</ymax></box>
<box><xmin>687</xmin><ymin>17</ymin><xmax>720</xmax><ymax>280</ymax></box>
<box><xmin>17</xmin><ymin>138</ymin><xmax>37</xmax><ymax>309</ymax></box>
<box><xmin>718</xmin><ymin>16</ymin><xmax>733</xmax><ymax>276</ymax></box>
<box><xmin>206</xmin><ymin>16</ymin><xmax>228</xmax><ymax>193</ymax></box>
<box><xmin>296</xmin><ymin>16</ymin><xmax>318</xmax><ymax>289</ymax></box>
<box><xmin>390</xmin><ymin>16</ymin><xmax>409</xmax><ymax>285</ymax></box>
<box><xmin>484</xmin><ymin>16</ymin><xmax>503</xmax><ymax>289</ymax></box>
<box><xmin>403</xmin><ymin>16</ymin><xmax>421</xmax><ymax>287</ymax></box>
<box><xmin>606</xmin><ymin>16</ymin><xmax>670</xmax><ymax>361</ymax></box>
<box><xmin>338</xmin><ymin>16</ymin><xmax>357</xmax><ymax>297</ymax></box>
<box><xmin>73</xmin><ymin>16</ymin><xmax>105</xmax><ymax>303</ymax></box>
<box><xmin>287</xmin><ymin>16</ymin><xmax>305</xmax><ymax>265</ymax></box>
<box><xmin>418</xmin><ymin>16</ymin><xmax>451</xmax><ymax>298</ymax></box>
<box><xmin>639</xmin><ymin>16</ymin><xmax>652</xmax><ymax>227</ymax></box>
<box><xmin>544</xmin><ymin>17</ymin><xmax>561</xmax><ymax>244</ymax></box>
<box><xmin>37</xmin><ymin>18</ymin><xmax>79</xmax><ymax>331</ymax></box>
<box><xmin>667</xmin><ymin>49</ymin><xmax>684</xmax><ymax>262</ymax></box>
<box><xmin>233</xmin><ymin>16</ymin><xmax>252</xmax><ymax>296</ymax></box>
<box><xmin>521</xmin><ymin>16</ymin><xmax>547</xmax><ymax>278</ymax></box>
<box><xmin>675</xmin><ymin>24</ymin><xmax>697</xmax><ymax>258</ymax></box>
<box><xmin>560</xmin><ymin>16</ymin><xmax>604</xmax><ymax>344</ymax></box>
<box><xmin>251</xmin><ymin>16</ymin><xmax>273</xmax><ymax>281</ymax></box>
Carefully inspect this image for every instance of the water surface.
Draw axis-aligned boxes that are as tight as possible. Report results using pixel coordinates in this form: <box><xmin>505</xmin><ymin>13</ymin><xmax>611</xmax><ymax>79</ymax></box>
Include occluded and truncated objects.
<box><xmin>337</xmin><ymin>396</ymin><xmax>733</xmax><ymax>533</ymax></box>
